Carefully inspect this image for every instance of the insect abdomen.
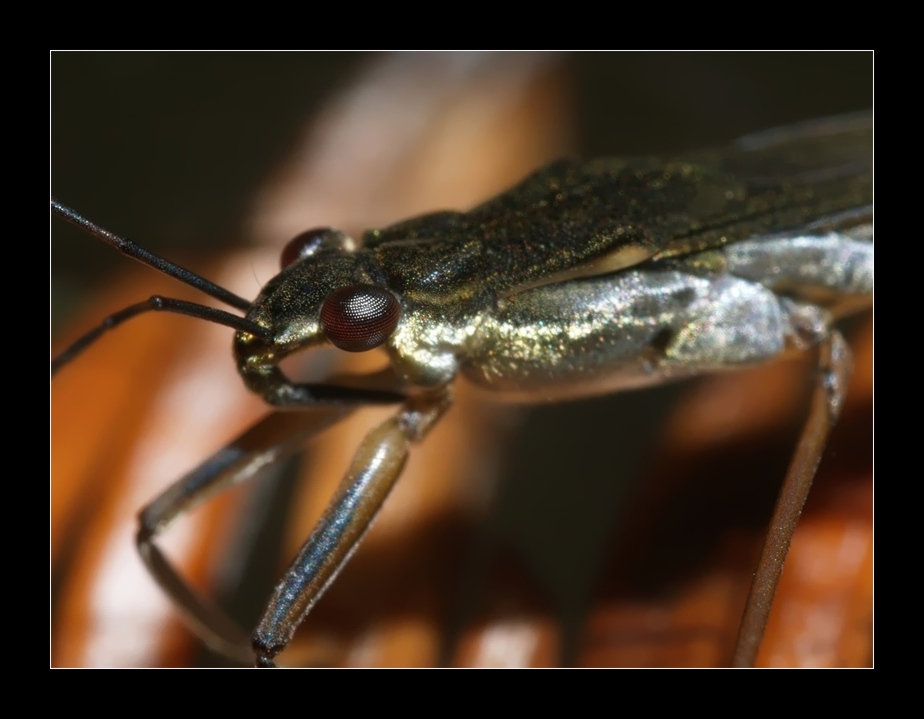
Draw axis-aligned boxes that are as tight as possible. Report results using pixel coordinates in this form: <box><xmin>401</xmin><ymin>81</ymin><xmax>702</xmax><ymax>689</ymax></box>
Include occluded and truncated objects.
<box><xmin>462</xmin><ymin>229</ymin><xmax>872</xmax><ymax>401</ymax></box>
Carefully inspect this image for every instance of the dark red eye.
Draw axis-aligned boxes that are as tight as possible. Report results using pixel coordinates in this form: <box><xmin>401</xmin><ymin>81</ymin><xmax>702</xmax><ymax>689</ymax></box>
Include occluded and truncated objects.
<box><xmin>320</xmin><ymin>285</ymin><xmax>401</xmax><ymax>352</ymax></box>
<box><xmin>280</xmin><ymin>228</ymin><xmax>333</xmax><ymax>270</ymax></box>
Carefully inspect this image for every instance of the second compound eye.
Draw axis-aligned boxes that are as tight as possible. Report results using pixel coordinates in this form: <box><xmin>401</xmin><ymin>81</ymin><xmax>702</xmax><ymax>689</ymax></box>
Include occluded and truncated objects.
<box><xmin>280</xmin><ymin>228</ymin><xmax>331</xmax><ymax>270</ymax></box>
<box><xmin>280</xmin><ymin>228</ymin><xmax>355</xmax><ymax>270</ymax></box>
<box><xmin>320</xmin><ymin>285</ymin><xmax>401</xmax><ymax>352</ymax></box>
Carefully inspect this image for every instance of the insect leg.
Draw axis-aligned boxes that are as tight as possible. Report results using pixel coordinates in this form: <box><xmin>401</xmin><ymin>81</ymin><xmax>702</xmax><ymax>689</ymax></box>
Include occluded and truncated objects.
<box><xmin>251</xmin><ymin>390</ymin><xmax>452</xmax><ymax>667</ymax></box>
<box><xmin>136</xmin><ymin>406</ymin><xmax>354</xmax><ymax>663</ymax></box>
<box><xmin>731</xmin><ymin>329</ymin><xmax>852</xmax><ymax>667</ymax></box>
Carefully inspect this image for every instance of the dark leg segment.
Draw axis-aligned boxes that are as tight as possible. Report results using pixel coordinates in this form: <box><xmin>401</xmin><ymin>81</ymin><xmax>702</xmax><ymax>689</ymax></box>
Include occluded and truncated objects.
<box><xmin>252</xmin><ymin>391</ymin><xmax>451</xmax><ymax>667</ymax></box>
<box><xmin>731</xmin><ymin>330</ymin><xmax>852</xmax><ymax>667</ymax></box>
<box><xmin>136</xmin><ymin>406</ymin><xmax>353</xmax><ymax>663</ymax></box>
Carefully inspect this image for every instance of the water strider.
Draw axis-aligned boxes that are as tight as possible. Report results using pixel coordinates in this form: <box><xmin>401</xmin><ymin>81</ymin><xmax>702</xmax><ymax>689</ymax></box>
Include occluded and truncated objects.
<box><xmin>51</xmin><ymin>111</ymin><xmax>872</xmax><ymax>667</ymax></box>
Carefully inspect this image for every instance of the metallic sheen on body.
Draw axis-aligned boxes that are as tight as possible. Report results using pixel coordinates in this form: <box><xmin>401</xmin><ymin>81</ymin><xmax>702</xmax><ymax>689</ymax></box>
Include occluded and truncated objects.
<box><xmin>138</xmin><ymin>111</ymin><xmax>873</xmax><ymax>667</ymax></box>
<box><xmin>235</xmin><ymin>112</ymin><xmax>872</xmax><ymax>405</ymax></box>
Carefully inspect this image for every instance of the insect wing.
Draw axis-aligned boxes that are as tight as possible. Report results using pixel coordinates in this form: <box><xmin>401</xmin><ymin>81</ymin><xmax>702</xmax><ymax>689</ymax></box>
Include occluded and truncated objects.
<box><xmin>365</xmin><ymin>112</ymin><xmax>872</xmax><ymax>302</ymax></box>
<box><xmin>652</xmin><ymin>110</ymin><xmax>872</xmax><ymax>259</ymax></box>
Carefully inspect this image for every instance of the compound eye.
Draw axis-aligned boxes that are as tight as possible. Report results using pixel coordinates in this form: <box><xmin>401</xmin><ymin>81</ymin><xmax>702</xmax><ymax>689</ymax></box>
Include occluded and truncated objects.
<box><xmin>280</xmin><ymin>228</ymin><xmax>334</xmax><ymax>270</ymax></box>
<box><xmin>320</xmin><ymin>285</ymin><xmax>401</xmax><ymax>352</ymax></box>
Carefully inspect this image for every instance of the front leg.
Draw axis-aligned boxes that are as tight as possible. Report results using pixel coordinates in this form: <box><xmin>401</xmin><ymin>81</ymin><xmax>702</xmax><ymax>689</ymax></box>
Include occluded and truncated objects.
<box><xmin>136</xmin><ymin>406</ymin><xmax>354</xmax><ymax>663</ymax></box>
<box><xmin>253</xmin><ymin>390</ymin><xmax>451</xmax><ymax>667</ymax></box>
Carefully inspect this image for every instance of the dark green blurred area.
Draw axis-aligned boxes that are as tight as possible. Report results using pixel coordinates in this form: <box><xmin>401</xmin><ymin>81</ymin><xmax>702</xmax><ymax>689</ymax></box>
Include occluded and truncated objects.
<box><xmin>51</xmin><ymin>52</ymin><xmax>872</xmax><ymax>664</ymax></box>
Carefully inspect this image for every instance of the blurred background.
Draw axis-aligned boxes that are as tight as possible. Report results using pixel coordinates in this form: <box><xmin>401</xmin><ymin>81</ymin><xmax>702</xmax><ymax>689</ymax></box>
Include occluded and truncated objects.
<box><xmin>51</xmin><ymin>53</ymin><xmax>873</xmax><ymax>318</ymax></box>
<box><xmin>51</xmin><ymin>52</ymin><xmax>872</xmax><ymax>667</ymax></box>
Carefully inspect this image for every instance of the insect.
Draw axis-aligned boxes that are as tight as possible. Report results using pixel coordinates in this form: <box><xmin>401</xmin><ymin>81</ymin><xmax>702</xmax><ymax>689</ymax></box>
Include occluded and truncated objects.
<box><xmin>52</xmin><ymin>103</ymin><xmax>872</xmax><ymax>667</ymax></box>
